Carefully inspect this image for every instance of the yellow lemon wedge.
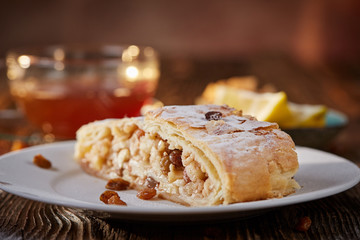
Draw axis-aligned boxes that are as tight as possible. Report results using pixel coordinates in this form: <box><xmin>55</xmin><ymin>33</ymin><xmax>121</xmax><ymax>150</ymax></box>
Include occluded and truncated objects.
<box><xmin>282</xmin><ymin>102</ymin><xmax>327</xmax><ymax>128</ymax></box>
<box><xmin>210</xmin><ymin>86</ymin><xmax>292</xmax><ymax>124</ymax></box>
<box><xmin>197</xmin><ymin>77</ymin><xmax>328</xmax><ymax>128</ymax></box>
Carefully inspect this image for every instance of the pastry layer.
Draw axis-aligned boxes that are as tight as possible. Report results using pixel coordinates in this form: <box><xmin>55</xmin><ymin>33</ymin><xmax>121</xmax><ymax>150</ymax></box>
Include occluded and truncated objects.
<box><xmin>74</xmin><ymin>104</ymin><xmax>300</xmax><ymax>206</ymax></box>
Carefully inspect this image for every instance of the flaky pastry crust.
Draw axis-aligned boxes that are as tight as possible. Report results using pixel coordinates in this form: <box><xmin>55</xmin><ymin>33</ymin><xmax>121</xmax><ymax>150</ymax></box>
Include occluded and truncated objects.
<box><xmin>74</xmin><ymin>105</ymin><xmax>300</xmax><ymax>206</ymax></box>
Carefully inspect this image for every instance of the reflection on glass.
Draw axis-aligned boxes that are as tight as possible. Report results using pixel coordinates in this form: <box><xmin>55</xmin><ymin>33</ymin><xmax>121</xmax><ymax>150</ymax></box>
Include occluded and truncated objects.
<box><xmin>7</xmin><ymin>45</ymin><xmax>160</xmax><ymax>139</ymax></box>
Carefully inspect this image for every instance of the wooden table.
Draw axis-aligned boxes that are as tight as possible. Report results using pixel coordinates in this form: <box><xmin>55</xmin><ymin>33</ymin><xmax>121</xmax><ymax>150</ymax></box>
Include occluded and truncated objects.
<box><xmin>1</xmin><ymin>56</ymin><xmax>359</xmax><ymax>239</ymax></box>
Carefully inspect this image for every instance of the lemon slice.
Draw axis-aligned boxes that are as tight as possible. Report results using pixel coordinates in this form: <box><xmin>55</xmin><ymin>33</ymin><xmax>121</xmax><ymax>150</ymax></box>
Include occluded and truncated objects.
<box><xmin>212</xmin><ymin>86</ymin><xmax>292</xmax><ymax>124</ymax></box>
<box><xmin>198</xmin><ymin>82</ymin><xmax>327</xmax><ymax>128</ymax></box>
<box><xmin>282</xmin><ymin>102</ymin><xmax>327</xmax><ymax>128</ymax></box>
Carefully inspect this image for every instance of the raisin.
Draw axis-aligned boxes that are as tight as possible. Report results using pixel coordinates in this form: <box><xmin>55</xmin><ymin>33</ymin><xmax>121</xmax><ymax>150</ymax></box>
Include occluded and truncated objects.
<box><xmin>295</xmin><ymin>216</ymin><xmax>312</xmax><ymax>232</ymax></box>
<box><xmin>107</xmin><ymin>195</ymin><xmax>127</xmax><ymax>205</ymax></box>
<box><xmin>169</xmin><ymin>149</ymin><xmax>183</xmax><ymax>168</ymax></box>
<box><xmin>105</xmin><ymin>178</ymin><xmax>130</xmax><ymax>191</ymax></box>
<box><xmin>205</xmin><ymin>111</ymin><xmax>222</xmax><ymax>121</ymax></box>
<box><xmin>100</xmin><ymin>190</ymin><xmax>117</xmax><ymax>203</ymax></box>
<box><xmin>146</xmin><ymin>176</ymin><xmax>158</xmax><ymax>188</ymax></box>
<box><xmin>137</xmin><ymin>188</ymin><xmax>157</xmax><ymax>200</ymax></box>
<box><xmin>160</xmin><ymin>154</ymin><xmax>171</xmax><ymax>174</ymax></box>
<box><xmin>100</xmin><ymin>190</ymin><xmax>127</xmax><ymax>205</ymax></box>
<box><xmin>33</xmin><ymin>154</ymin><xmax>52</xmax><ymax>169</ymax></box>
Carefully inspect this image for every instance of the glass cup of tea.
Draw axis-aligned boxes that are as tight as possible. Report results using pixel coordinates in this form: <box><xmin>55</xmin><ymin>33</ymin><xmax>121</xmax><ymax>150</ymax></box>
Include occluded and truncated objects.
<box><xmin>6</xmin><ymin>45</ymin><xmax>160</xmax><ymax>140</ymax></box>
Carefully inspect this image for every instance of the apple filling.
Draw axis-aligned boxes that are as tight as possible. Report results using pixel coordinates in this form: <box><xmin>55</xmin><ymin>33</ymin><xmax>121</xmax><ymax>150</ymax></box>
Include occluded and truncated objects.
<box><xmin>109</xmin><ymin>126</ymin><xmax>214</xmax><ymax>204</ymax></box>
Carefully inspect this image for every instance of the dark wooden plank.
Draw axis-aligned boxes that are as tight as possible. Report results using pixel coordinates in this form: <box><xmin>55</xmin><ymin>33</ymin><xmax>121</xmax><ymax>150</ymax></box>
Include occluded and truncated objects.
<box><xmin>1</xmin><ymin>185</ymin><xmax>360</xmax><ymax>240</ymax></box>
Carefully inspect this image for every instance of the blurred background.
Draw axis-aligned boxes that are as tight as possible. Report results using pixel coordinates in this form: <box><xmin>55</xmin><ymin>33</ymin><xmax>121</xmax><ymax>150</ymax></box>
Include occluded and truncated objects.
<box><xmin>0</xmin><ymin>1</ymin><xmax>359</xmax><ymax>62</ymax></box>
<box><xmin>0</xmin><ymin>0</ymin><xmax>359</xmax><ymax>104</ymax></box>
<box><xmin>0</xmin><ymin>0</ymin><xmax>359</xmax><ymax>152</ymax></box>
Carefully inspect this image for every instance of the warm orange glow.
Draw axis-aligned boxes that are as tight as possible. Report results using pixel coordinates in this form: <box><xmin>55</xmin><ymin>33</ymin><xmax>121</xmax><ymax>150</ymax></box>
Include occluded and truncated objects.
<box><xmin>18</xmin><ymin>55</ymin><xmax>31</xmax><ymax>68</ymax></box>
<box><xmin>144</xmin><ymin>47</ymin><xmax>155</xmax><ymax>57</ymax></box>
<box><xmin>143</xmin><ymin>67</ymin><xmax>159</xmax><ymax>80</ymax></box>
<box><xmin>53</xmin><ymin>48</ymin><xmax>65</xmax><ymax>61</ymax></box>
<box><xmin>54</xmin><ymin>62</ymin><xmax>64</xmax><ymax>71</ymax></box>
<box><xmin>122</xmin><ymin>50</ymin><xmax>132</xmax><ymax>62</ymax></box>
<box><xmin>128</xmin><ymin>45</ymin><xmax>140</xmax><ymax>57</ymax></box>
<box><xmin>125</xmin><ymin>66</ymin><xmax>139</xmax><ymax>80</ymax></box>
<box><xmin>113</xmin><ymin>88</ymin><xmax>131</xmax><ymax>97</ymax></box>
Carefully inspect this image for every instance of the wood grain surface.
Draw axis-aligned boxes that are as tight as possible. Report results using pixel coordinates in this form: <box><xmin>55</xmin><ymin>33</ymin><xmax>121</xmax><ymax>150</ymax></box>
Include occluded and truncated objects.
<box><xmin>1</xmin><ymin>186</ymin><xmax>360</xmax><ymax>239</ymax></box>
<box><xmin>1</xmin><ymin>56</ymin><xmax>359</xmax><ymax>239</ymax></box>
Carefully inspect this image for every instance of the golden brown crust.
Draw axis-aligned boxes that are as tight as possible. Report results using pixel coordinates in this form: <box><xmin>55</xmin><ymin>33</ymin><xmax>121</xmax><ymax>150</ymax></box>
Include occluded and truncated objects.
<box><xmin>74</xmin><ymin>105</ymin><xmax>299</xmax><ymax>206</ymax></box>
<box><xmin>145</xmin><ymin>105</ymin><xmax>299</xmax><ymax>203</ymax></box>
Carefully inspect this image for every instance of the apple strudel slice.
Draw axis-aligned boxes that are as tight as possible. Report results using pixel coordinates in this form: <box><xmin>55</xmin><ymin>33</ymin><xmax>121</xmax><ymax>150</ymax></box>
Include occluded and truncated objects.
<box><xmin>74</xmin><ymin>104</ymin><xmax>300</xmax><ymax>206</ymax></box>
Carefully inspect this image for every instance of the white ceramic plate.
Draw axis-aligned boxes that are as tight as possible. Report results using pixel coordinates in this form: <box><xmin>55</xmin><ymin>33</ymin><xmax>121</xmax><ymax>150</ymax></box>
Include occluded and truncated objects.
<box><xmin>0</xmin><ymin>141</ymin><xmax>359</xmax><ymax>222</ymax></box>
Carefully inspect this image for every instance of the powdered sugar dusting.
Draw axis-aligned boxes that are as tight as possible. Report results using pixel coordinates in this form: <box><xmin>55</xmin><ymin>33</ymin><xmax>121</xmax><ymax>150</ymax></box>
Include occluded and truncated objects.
<box><xmin>148</xmin><ymin>105</ymin><xmax>277</xmax><ymax>133</ymax></box>
<box><xmin>146</xmin><ymin>105</ymin><xmax>287</xmax><ymax>167</ymax></box>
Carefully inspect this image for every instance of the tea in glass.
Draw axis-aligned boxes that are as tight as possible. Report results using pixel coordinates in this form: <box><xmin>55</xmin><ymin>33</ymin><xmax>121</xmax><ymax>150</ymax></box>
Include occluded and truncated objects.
<box><xmin>7</xmin><ymin>45</ymin><xmax>160</xmax><ymax>139</ymax></box>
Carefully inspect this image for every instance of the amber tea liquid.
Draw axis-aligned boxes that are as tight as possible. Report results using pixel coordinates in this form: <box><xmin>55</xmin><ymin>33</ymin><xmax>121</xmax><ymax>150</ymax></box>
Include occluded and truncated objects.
<box><xmin>12</xmin><ymin>82</ymin><xmax>155</xmax><ymax>139</ymax></box>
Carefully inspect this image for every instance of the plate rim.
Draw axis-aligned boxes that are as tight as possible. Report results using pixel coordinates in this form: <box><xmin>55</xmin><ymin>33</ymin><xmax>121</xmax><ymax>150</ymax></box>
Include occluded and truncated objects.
<box><xmin>0</xmin><ymin>141</ymin><xmax>359</xmax><ymax>219</ymax></box>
